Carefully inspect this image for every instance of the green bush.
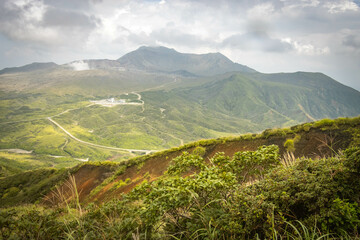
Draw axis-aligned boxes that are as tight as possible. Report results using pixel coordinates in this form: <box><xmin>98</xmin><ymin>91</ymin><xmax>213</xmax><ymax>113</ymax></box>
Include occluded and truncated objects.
<box><xmin>344</xmin><ymin>147</ymin><xmax>360</xmax><ymax>173</ymax></box>
<box><xmin>192</xmin><ymin>146</ymin><xmax>206</xmax><ymax>156</ymax></box>
<box><xmin>284</xmin><ymin>134</ymin><xmax>301</xmax><ymax>152</ymax></box>
<box><xmin>313</xmin><ymin>118</ymin><xmax>336</xmax><ymax>129</ymax></box>
<box><xmin>284</xmin><ymin>139</ymin><xmax>295</xmax><ymax>152</ymax></box>
<box><xmin>2</xmin><ymin>146</ymin><xmax>360</xmax><ymax>239</ymax></box>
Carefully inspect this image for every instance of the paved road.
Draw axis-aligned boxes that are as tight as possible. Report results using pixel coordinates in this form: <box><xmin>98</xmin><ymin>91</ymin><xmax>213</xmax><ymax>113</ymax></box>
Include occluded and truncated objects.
<box><xmin>47</xmin><ymin>117</ymin><xmax>155</xmax><ymax>154</ymax></box>
<box><xmin>1</xmin><ymin>95</ymin><xmax>162</xmax><ymax>155</ymax></box>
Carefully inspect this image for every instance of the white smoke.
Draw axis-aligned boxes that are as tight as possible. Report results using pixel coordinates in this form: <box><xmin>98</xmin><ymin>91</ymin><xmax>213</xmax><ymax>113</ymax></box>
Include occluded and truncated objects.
<box><xmin>69</xmin><ymin>60</ymin><xmax>90</xmax><ymax>71</ymax></box>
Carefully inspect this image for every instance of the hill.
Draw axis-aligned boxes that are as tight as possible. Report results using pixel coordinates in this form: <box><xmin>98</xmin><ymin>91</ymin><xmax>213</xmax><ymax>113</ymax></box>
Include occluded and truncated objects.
<box><xmin>0</xmin><ymin>62</ymin><xmax>59</xmax><ymax>75</ymax></box>
<box><xmin>52</xmin><ymin>116</ymin><xmax>360</xmax><ymax>205</ymax></box>
<box><xmin>0</xmin><ymin>46</ymin><xmax>360</xmax><ymax>168</ymax></box>
<box><xmin>180</xmin><ymin>72</ymin><xmax>360</xmax><ymax>125</ymax></box>
<box><xmin>1</xmin><ymin>116</ymin><xmax>358</xmax><ymax>207</ymax></box>
<box><xmin>117</xmin><ymin>46</ymin><xmax>256</xmax><ymax>75</ymax></box>
<box><xmin>0</xmin><ymin>116</ymin><xmax>359</xmax><ymax>239</ymax></box>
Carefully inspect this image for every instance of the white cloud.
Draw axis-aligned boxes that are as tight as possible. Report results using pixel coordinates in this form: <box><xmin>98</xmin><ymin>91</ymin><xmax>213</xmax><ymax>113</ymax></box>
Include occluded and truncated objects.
<box><xmin>325</xmin><ymin>0</ymin><xmax>359</xmax><ymax>14</ymax></box>
<box><xmin>0</xmin><ymin>0</ymin><xmax>99</xmax><ymax>47</ymax></box>
<box><xmin>68</xmin><ymin>60</ymin><xmax>90</xmax><ymax>71</ymax></box>
<box><xmin>281</xmin><ymin>38</ymin><xmax>330</xmax><ymax>55</ymax></box>
<box><xmin>247</xmin><ymin>2</ymin><xmax>275</xmax><ymax>19</ymax></box>
<box><xmin>280</xmin><ymin>0</ymin><xmax>320</xmax><ymax>9</ymax></box>
<box><xmin>11</xmin><ymin>0</ymin><xmax>46</xmax><ymax>21</ymax></box>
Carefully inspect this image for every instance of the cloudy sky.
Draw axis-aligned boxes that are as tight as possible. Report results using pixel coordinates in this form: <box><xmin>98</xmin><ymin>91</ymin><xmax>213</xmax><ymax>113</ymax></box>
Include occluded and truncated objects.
<box><xmin>0</xmin><ymin>0</ymin><xmax>359</xmax><ymax>90</ymax></box>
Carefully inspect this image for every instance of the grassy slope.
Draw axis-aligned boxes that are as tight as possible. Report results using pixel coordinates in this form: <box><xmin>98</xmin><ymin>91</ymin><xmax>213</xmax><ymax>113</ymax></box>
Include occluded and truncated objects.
<box><xmin>1</xmin><ymin>115</ymin><xmax>358</xmax><ymax>208</ymax></box>
<box><xmin>49</xmin><ymin>71</ymin><xmax>360</xmax><ymax>151</ymax></box>
<box><xmin>0</xmin><ymin>152</ymin><xmax>79</xmax><ymax>177</ymax></box>
<box><xmin>83</xmin><ymin>116</ymin><xmax>359</xmax><ymax>204</ymax></box>
<box><xmin>1</xmin><ymin>70</ymin><xmax>359</xmax><ymax>174</ymax></box>
<box><xmin>184</xmin><ymin>72</ymin><xmax>360</xmax><ymax>125</ymax></box>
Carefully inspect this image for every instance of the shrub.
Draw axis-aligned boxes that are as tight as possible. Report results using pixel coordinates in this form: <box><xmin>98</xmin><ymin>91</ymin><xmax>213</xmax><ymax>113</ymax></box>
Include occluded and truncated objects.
<box><xmin>313</xmin><ymin>118</ymin><xmax>336</xmax><ymax>129</ymax></box>
<box><xmin>284</xmin><ymin>139</ymin><xmax>295</xmax><ymax>152</ymax></box>
<box><xmin>302</xmin><ymin>123</ymin><xmax>312</xmax><ymax>132</ymax></box>
<box><xmin>2</xmin><ymin>145</ymin><xmax>360</xmax><ymax>239</ymax></box>
<box><xmin>284</xmin><ymin>135</ymin><xmax>301</xmax><ymax>152</ymax></box>
<box><xmin>192</xmin><ymin>146</ymin><xmax>206</xmax><ymax>156</ymax></box>
<box><xmin>344</xmin><ymin>147</ymin><xmax>360</xmax><ymax>174</ymax></box>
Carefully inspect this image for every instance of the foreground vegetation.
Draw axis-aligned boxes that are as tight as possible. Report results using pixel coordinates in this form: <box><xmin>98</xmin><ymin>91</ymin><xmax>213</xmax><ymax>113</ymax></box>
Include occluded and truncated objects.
<box><xmin>1</xmin><ymin>144</ymin><xmax>359</xmax><ymax>239</ymax></box>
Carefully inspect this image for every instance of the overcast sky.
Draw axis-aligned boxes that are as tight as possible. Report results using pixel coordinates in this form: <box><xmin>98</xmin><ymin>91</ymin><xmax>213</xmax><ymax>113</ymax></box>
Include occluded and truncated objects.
<box><xmin>0</xmin><ymin>0</ymin><xmax>359</xmax><ymax>90</ymax></box>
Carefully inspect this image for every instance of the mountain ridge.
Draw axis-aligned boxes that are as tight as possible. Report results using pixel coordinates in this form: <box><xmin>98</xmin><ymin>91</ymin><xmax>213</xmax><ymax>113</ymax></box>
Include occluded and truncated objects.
<box><xmin>117</xmin><ymin>46</ymin><xmax>256</xmax><ymax>75</ymax></box>
<box><xmin>0</xmin><ymin>62</ymin><xmax>59</xmax><ymax>74</ymax></box>
<box><xmin>0</xmin><ymin>46</ymin><xmax>256</xmax><ymax>76</ymax></box>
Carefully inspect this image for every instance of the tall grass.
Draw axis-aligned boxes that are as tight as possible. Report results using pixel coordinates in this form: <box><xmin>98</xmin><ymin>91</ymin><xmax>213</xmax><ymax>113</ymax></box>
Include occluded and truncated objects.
<box><xmin>282</xmin><ymin>220</ymin><xmax>333</xmax><ymax>240</ymax></box>
<box><xmin>44</xmin><ymin>174</ymin><xmax>82</xmax><ymax>214</ymax></box>
<box><xmin>281</xmin><ymin>151</ymin><xmax>297</xmax><ymax>167</ymax></box>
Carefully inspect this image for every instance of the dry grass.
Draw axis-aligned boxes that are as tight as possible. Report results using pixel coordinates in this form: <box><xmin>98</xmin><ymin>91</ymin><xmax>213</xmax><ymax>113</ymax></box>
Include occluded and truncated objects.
<box><xmin>44</xmin><ymin>174</ymin><xmax>82</xmax><ymax>214</ymax></box>
<box><xmin>281</xmin><ymin>151</ymin><xmax>297</xmax><ymax>167</ymax></box>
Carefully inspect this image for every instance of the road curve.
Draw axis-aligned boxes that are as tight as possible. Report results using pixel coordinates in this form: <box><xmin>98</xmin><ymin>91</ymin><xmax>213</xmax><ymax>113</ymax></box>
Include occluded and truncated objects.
<box><xmin>47</xmin><ymin>117</ymin><xmax>155</xmax><ymax>154</ymax></box>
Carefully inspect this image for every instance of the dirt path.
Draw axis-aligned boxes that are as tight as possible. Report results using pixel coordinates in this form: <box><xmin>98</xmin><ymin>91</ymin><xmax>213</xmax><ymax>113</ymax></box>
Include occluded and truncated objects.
<box><xmin>142</xmin><ymin>77</ymin><xmax>178</xmax><ymax>92</ymax></box>
<box><xmin>51</xmin><ymin>103</ymin><xmax>95</xmax><ymax>118</ymax></box>
<box><xmin>61</xmin><ymin>138</ymin><xmax>69</xmax><ymax>150</ymax></box>
<box><xmin>298</xmin><ymin>104</ymin><xmax>317</xmax><ymax>121</ymax></box>
<box><xmin>143</xmin><ymin>120</ymin><xmax>184</xmax><ymax>146</ymax></box>
<box><xmin>166</xmin><ymin>133</ymin><xmax>184</xmax><ymax>146</ymax></box>
<box><xmin>131</xmin><ymin>92</ymin><xmax>145</xmax><ymax>112</ymax></box>
<box><xmin>0</xmin><ymin>149</ymin><xmax>33</xmax><ymax>154</ymax></box>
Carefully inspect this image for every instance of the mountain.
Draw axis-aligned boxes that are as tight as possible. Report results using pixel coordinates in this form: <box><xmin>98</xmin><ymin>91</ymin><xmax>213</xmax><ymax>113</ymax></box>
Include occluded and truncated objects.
<box><xmin>1</xmin><ymin>46</ymin><xmax>360</xmax><ymax>239</ymax></box>
<box><xmin>0</xmin><ymin>62</ymin><xmax>59</xmax><ymax>75</ymax></box>
<box><xmin>117</xmin><ymin>46</ymin><xmax>256</xmax><ymax>75</ymax></box>
<box><xmin>0</xmin><ymin>46</ymin><xmax>359</xmax><ymax>164</ymax></box>
<box><xmin>178</xmin><ymin>72</ymin><xmax>360</xmax><ymax>126</ymax></box>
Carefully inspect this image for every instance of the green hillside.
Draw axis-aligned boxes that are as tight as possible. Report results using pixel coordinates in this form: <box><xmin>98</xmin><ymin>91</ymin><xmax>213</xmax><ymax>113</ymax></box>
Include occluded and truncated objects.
<box><xmin>0</xmin><ymin>46</ymin><xmax>360</xmax><ymax>172</ymax></box>
<box><xmin>0</xmin><ymin>116</ymin><xmax>359</xmax><ymax>239</ymax></box>
<box><xmin>183</xmin><ymin>72</ymin><xmax>360</xmax><ymax>126</ymax></box>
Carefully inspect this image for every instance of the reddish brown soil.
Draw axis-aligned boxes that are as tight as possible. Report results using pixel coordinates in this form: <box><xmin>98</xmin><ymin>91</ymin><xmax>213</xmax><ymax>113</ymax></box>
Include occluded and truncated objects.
<box><xmin>88</xmin><ymin>150</ymin><xmax>185</xmax><ymax>203</ymax></box>
<box><xmin>43</xmin><ymin>164</ymin><xmax>115</xmax><ymax>205</ymax></box>
<box><xmin>44</xmin><ymin>124</ymin><xmax>356</xmax><ymax>205</ymax></box>
<box><xmin>86</xmin><ymin>126</ymin><xmax>355</xmax><ymax>204</ymax></box>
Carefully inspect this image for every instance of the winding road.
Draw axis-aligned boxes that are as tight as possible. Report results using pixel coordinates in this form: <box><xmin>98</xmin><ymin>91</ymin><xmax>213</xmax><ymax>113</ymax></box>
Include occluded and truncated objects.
<box><xmin>47</xmin><ymin>97</ymin><xmax>156</xmax><ymax>154</ymax></box>
<box><xmin>47</xmin><ymin>117</ymin><xmax>154</xmax><ymax>154</ymax></box>
<box><xmin>2</xmin><ymin>87</ymin><xmax>179</xmax><ymax>155</ymax></box>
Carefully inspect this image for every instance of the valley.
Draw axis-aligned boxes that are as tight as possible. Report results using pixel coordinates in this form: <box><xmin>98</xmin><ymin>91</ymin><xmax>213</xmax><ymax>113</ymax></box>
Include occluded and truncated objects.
<box><xmin>0</xmin><ymin>46</ymin><xmax>359</xmax><ymax>239</ymax></box>
<box><xmin>0</xmin><ymin>46</ymin><xmax>360</xmax><ymax>176</ymax></box>
<box><xmin>1</xmin><ymin>0</ymin><xmax>360</xmax><ymax>236</ymax></box>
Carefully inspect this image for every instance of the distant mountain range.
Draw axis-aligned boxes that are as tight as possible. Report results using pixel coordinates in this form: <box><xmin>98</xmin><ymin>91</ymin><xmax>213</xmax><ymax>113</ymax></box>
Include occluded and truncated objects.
<box><xmin>0</xmin><ymin>46</ymin><xmax>255</xmax><ymax>76</ymax></box>
<box><xmin>0</xmin><ymin>46</ymin><xmax>359</xmax><ymax>152</ymax></box>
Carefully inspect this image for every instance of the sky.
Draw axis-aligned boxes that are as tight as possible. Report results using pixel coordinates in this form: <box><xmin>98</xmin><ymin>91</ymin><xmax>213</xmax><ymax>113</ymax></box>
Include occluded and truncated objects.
<box><xmin>0</xmin><ymin>0</ymin><xmax>359</xmax><ymax>90</ymax></box>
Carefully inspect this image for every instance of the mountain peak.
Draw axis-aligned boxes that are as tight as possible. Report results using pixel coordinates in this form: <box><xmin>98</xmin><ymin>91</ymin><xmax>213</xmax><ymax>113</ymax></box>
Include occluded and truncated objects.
<box><xmin>118</xmin><ymin>46</ymin><xmax>256</xmax><ymax>75</ymax></box>
<box><xmin>137</xmin><ymin>45</ymin><xmax>177</xmax><ymax>53</ymax></box>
